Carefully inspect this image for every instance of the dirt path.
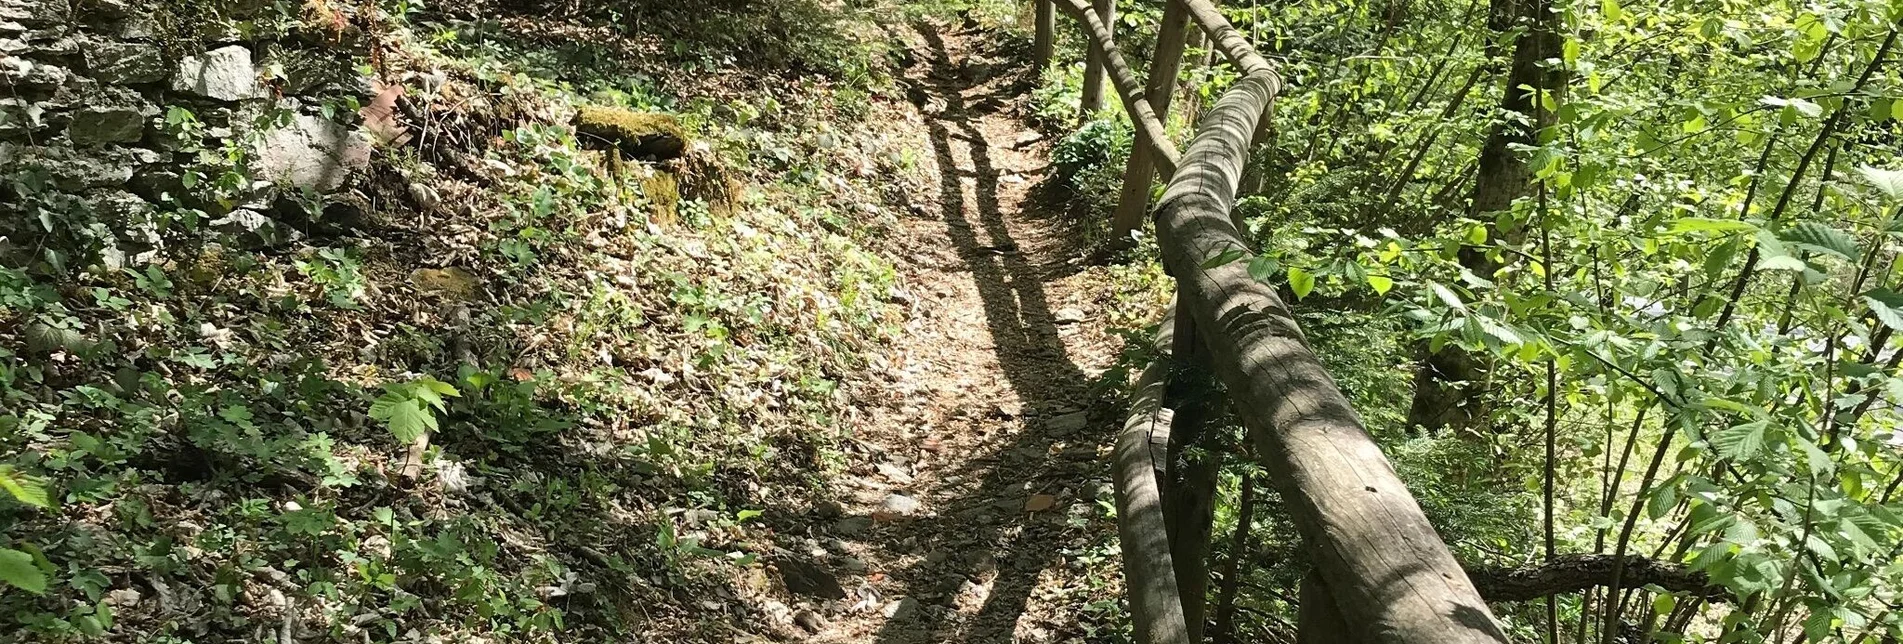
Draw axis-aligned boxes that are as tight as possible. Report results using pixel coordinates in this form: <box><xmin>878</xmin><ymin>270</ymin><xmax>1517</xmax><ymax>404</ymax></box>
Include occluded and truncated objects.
<box><xmin>776</xmin><ymin>20</ymin><xmax>1134</xmax><ymax>644</ymax></box>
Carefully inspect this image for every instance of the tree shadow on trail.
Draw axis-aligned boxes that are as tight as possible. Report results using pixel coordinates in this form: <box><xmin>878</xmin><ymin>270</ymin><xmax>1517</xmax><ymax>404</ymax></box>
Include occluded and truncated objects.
<box><xmin>857</xmin><ymin>21</ymin><xmax>1110</xmax><ymax>644</ymax></box>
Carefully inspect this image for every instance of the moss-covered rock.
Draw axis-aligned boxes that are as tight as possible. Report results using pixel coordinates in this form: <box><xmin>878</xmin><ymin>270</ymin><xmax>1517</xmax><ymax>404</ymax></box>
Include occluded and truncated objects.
<box><xmin>574</xmin><ymin>106</ymin><xmax>688</xmax><ymax>161</ymax></box>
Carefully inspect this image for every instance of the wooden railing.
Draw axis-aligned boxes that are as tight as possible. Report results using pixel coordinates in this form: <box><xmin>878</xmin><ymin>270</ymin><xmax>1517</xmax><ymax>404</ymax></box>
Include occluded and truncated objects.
<box><xmin>1036</xmin><ymin>1</ymin><xmax>1512</xmax><ymax>642</ymax></box>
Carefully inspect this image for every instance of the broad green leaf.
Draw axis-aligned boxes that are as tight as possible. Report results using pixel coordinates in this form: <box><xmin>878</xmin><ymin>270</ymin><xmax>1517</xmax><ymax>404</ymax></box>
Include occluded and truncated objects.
<box><xmin>1760</xmin><ymin>255</ymin><xmax>1810</xmax><ymax>272</ymax></box>
<box><xmin>1430</xmin><ymin>283</ymin><xmax>1468</xmax><ymax>312</ymax></box>
<box><xmin>1366</xmin><ymin>274</ymin><xmax>1394</xmax><ymax>296</ymax></box>
<box><xmin>1670</xmin><ymin>217</ymin><xmax>1757</xmax><ymax>234</ymax></box>
<box><xmin>1287</xmin><ymin>267</ymin><xmax>1316</xmax><ymax>299</ymax></box>
<box><xmin>1863</xmin><ymin>289</ymin><xmax>1903</xmax><ymax>331</ymax></box>
<box><xmin>1779</xmin><ymin>222</ymin><xmax>1860</xmax><ymax>260</ymax></box>
<box><xmin>1857</xmin><ymin>165</ymin><xmax>1903</xmax><ymax>201</ymax></box>
<box><xmin>1247</xmin><ymin>256</ymin><xmax>1280</xmax><ymax>282</ymax></box>
<box><xmin>0</xmin><ymin>467</ymin><xmax>49</xmax><ymax>509</ymax></box>
<box><xmin>419</xmin><ymin>377</ymin><xmax>461</xmax><ymax>397</ymax></box>
<box><xmin>0</xmin><ymin>548</ymin><xmax>44</xmax><ymax>594</ymax></box>
<box><xmin>1710</xmin><ymin>419</ymin><xmax>1768</xmax><ymax>460</ymax></box>
<box><xmin>1804</xmin><ymin>610</ymin><xmax>1834</xmax><ymax>641</ymax></box>
<box><xmin>1600</xmin><ymin>0</ymin><xmax>1621</xmax><ymax>21</ymax></box>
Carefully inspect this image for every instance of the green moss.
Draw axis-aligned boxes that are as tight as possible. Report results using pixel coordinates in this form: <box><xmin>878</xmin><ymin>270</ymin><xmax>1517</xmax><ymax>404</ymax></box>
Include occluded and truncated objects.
<box><xmin>638</xmin><ymin>168</ymin><xmax>682</xmax><ymax>224</ymax></box>
<box><xmin>574</xmin><ymin>107</ymin><xmax>689</xmax><ymax>159</ymax></box>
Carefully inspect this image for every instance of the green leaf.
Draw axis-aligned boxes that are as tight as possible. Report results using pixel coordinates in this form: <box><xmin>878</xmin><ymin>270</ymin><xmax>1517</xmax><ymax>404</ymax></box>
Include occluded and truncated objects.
<box><xmin>1670</xmin><ymin>217</ymin><xmax>1758</xmax><ymax>235</ymax></box>
<box><xmin>0</xmin><ymin>548</ymin><xmax>45</xmax><ymax>594</ymax></box>
<box><xmin>1865</xmin><ymin>289</ymin><xmax>1903</xmax><ymax>331</ymax></box>
<box><xmin>1599</xmin><ymin>0</ymin><xmax>1621</xmax><ymax>20</ymax></box>
<box><xmin>1759</xmin><ymin>255</ymin><xmax>1809</xmax><ymax>272</ymax></box>
<box><xmin>1247</xmin><ymin>256</ymin><xmax>1281</xmax><ymax>282</ymax></box>
<box><xmin>1857</xmin><ymin>165</ymin><xmax>1903</xmax><ymax>201</ymax></box>
<box><xmin>1287</xmin><ymin>267</ymin><xmax>1316</xmax><ymax>300</ymax></box>
<box><xmin>371</xmin><ymin>395</ymin><xmax>435</xmax><ymax>443</ymax></box>
<box><xmin>1711</xmin><ymin>420</ymin><xmax>1768</xmax><ymax>460</ymax></box>
<box><xmin>0</xmin><ymin>467</ymin><xmax>49</xmax><ymax>509</ymax></box>
<box><xmin>1779</xmin><ymin>222</ymin><xmax>1860</xmax><ymax>260</ymax></box>
<box><xmin>1366</xmin><ymin>274</ymin><xmax>1394</xmax><ymax>296</ymax></box>
<box><xmin>1430</xmin><ymin>283</ymin><xmax>1468</xmax><ymax>313</ymax></box>
<box><xmin>1201</xmin><ymin>248</ymin><xmax>1248</xmax><ymax>269</ymax></box>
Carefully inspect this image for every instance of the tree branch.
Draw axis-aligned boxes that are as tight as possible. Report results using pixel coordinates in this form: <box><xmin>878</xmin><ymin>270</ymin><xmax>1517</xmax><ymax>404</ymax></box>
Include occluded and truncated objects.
<box><xmin>1465</xmin><ymin>554</ymin><xmax>1730</xmax><ymax>603</ymax></box>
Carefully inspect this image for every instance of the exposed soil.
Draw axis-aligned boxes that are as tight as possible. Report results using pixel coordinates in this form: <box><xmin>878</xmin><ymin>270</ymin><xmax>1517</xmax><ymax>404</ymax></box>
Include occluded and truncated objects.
<box><xmin>763</xmin><ymin>19</ymin><xmax>1139</xmax><ymax>644</ymax></box>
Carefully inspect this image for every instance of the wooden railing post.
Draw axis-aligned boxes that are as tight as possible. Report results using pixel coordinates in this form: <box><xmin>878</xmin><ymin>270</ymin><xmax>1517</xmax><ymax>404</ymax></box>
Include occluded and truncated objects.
<box><xmin>1078</xmin><ymin>0</ymin><xmax>1114</xmax><ymax>115</ymax></box>
<box><xmin>1297</xmin><ymin>571</ymin><xmax>1365</xmax><ymax>643</ymax></box>
<box><xmin>1109</xmin><ymin>0</ymin><xmax>1194</xmax><ymax>242</ymax></box>
<box><xmin>1034</xmin><ymin>0</ymin><xmax>1056</xmax><ymax>72</ymax></box>
<box><xmin>1162</xmin><ymin>297</ymin><xmax>1224</xmax><ymax>643</ymax></box>
<box><xmin>1114</xmin><ymin>304</ymin><xmax>1194</xmax><ymax>644</ymax></box>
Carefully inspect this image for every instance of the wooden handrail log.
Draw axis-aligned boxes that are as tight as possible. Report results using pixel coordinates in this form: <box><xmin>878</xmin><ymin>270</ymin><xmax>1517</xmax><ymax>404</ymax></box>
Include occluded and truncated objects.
<box><xmin>1053</xmin><ymin>0</ymin><xmax>1181</xmax><ymax>175</ymax></box>
<box><xmin>1180</xmin><ymin>0</ymin><xmax>1279</xmax><ymax>79</ymax></box>
<box><xmin>1113</xmin><ymin>303</ymin><xmax>1193</xmax><ymax>644</ymax></box>
<box><xmin>1465</xmin><ymin>554</ymin><xmax>1730</xmax><ymax>603</ymax></box>
<box><xmin>1152</xmin><ymin>68</ymin><xmax>1508</xmax><ymax>643</ymax></box>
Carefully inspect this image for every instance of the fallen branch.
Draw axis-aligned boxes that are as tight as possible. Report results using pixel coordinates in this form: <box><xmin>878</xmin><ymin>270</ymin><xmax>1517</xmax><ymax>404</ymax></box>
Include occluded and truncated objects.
<box><xmin>1465</xmin><ymin>555</ymin><xmax>1729</xmax><ymax>603</ymax></box>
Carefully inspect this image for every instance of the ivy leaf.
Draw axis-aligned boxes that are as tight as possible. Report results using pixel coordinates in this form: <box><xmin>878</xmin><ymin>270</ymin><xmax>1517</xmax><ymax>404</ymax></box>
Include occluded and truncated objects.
<box><xmin>0</xmin><ymin>548</ymin><xmax>45</xmax><ymax>594</ymax></box>
<box><xmin>1710</xmin><ymin>419</ymin><xmax>1768</xmax><ymax>460</ymax></box>
<box><xmin>1287</xmin><ymin>267</ymin><xmax>1316</xmax><ymax>300</ymax></box>
<box><xmin>1863</xmin><ymin>289</ymin><xmax>1903</xmax><ymax>331</ymax></box>
<box><xmin>1856</xmin><ymin>165</ymin><xmax>1903</xmax><ymax>200</ymax></box>
<box><xmin>1779</xmin><ymin>222</ymin><xmax>1860</xmax><ymax>260</ymax></box>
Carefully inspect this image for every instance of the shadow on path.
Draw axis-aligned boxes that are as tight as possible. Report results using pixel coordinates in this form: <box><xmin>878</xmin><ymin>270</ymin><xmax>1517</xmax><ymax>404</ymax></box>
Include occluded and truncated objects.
<box><xmin>860</xmin><ymin>21</ymin><xmax>1106</xmax><ymax>644</ymax></box>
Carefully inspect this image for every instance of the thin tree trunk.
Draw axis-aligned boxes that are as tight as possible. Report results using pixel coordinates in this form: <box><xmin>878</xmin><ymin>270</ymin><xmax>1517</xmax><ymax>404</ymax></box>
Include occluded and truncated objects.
<box><xmin>1211</xmin><ymin>473</ymin><xmax>1258</xmax><ymax>644</ymax></box>
<box><xmin>1034</xmin><ymin>0</ymin><xmax>1056</xmax><ymax>71</ymax></box>
<box><xmin>1164</xmin><ymin>303</ymin><xmax>1225</xmax><ymax>642</ymax></box>
<box><xmin>1079</xmin><ymin>0</ymin><xmax>1115</xmax><ymax>115</ymax></box>
<box><xmin>1405</xmin><ymin>0</ymin><xmax>1565</xmax><ymax>435</ymax></box>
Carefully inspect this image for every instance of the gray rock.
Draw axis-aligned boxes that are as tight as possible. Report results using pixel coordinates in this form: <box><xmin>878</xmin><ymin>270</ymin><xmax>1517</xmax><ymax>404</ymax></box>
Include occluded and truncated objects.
<box><xmin>882</xmin><ymin>597</ymin><xmax>919</xmax><ymax>619</ymax></box>
<box><xmin>10</xmin><ymin>143</ymin><xmax>150</xmax><ymax>190</ymax></box>
<box><xmin>253</xmin><ymin>114</ymin><xmax>371</xmax><ymax>192</ymax></box>
<box><xmin>210</xmin><ymin>208</ymin><xmax>303</xmax><ymax>249</ymax></box>
<box><xmin>0</xmin><ymin>57</ymin><xmax>66</xmax><ymax>89</ymax></box>
<box><xmin>75</xmin><ymin>0</ymin><xmax>129</xmax><ymax>18</ymax></box>
<box><xmin>879</xmin><ymin>493</ymin><xmax>920</xmax><ymax>516</ymax></box>
<box><xmin>68</xmin><ymin>86</ymin><xmax>155</xmax><ymax>144</ymax></box>
<box><xmin>1053</xmin><ymin>307</ymin><xmax>1087</xmax><ymax>324</ymax></box>
<box><xmin>777</xmin><ymin>557</ymin><xmax>846</xmax><ymax>599</ymax></box>
<box><xmin>832</xmin><ymin>516</ymin><xmax>872</xmax><ymax>535</ymax></box>
<box><xmin>82</xmin><ymin>39</ymin><xmax>164</xmax><ymax>84</ymax></box>
<box><xmin>0</xmin><ymin>98</ymin><xmax>50</xmax><ymax>139</ymax></box>
<box><xmin>1046</xmin><ymin>411</ymin><xmax>1090</xmax><ymax>433</ymax></box>
<box><xmin>0</xmin><ymin>0</ymin><xmax>70</xmax><ymax>26</ymax></box>
<box><xmin>81</xmin><ymin>189</ymin><xmax>149</xmax><ymax>220</ymax></box>
<box><xmin>171</xmin><ymin>45</ymin><xmax>266</xmax><ymax>102</ymax></box>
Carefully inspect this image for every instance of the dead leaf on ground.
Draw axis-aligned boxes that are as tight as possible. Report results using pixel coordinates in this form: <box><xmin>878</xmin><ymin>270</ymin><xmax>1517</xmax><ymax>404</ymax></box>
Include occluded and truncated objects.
<box><xmin>1023</xmin><ymin>494</ymin><xmax>1056</xmax><ymax>513</ymax></box>
<box><xmin>361</xmin><ymin>79</ymin><xmax>409</xmax><ymax>146</ymax></box>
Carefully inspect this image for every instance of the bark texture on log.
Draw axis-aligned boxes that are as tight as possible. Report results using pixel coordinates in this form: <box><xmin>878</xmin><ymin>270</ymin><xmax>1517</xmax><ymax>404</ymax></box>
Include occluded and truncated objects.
<box><xmin>1154</xmin><ymin>69</ymin><xmax>1509</xmax><ymax>644</ymax></box>
<box><xmin>1113</xmin><ymin>304</ymin><xmax>1194</xmax><ymax>644</ymax></box>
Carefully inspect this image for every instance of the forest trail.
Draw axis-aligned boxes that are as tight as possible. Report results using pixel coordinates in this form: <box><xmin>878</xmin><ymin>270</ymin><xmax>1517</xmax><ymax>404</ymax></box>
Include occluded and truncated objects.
<box><xmin>786</xmin><ymin>19</ymin><xmax>1134</xmax><ymax>644</ymax></box>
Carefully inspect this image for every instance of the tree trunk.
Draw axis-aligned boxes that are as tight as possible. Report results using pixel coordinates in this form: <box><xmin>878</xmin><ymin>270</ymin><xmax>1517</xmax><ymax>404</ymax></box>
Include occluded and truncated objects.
<box><xmin>1034</xmin><ymin>0</ymin><xmax>1056</xmax><ymax>72</ymax></box>
<box><xmin>1078</xmin><ymin>0</ymin><xmax>1114</xmax><ymax>115</ymax></box>
<box><xmin>1404</xmin><ymin>0</ymin><xmax>1564</xmax><ymax>435</ymax></box>
<box><xmin>1164</xmin><ymin>303</ymin><xmax>1224</xmax><ymax>641</ymax></box>
<box><xmin>1110</xmin><ymin>0</ymin><xmax>1193</xmax><ymax>240</ymax></box>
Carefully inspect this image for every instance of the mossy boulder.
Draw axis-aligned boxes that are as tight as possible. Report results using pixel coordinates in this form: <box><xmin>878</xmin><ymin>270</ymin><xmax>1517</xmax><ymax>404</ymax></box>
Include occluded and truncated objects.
<box><xmin>574</xmin><ymin>106</ymin><xmax>687</xmax><ymax>161</ymax></box>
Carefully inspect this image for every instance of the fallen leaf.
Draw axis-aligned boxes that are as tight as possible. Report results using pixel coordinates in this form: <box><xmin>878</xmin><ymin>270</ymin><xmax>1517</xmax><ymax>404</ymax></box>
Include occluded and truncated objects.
<box><xmin>360</xmin><ymin>80</ymin><xmax>408</xmax><ymax>145</ymax></box>
<box><xmin>509</xmin><ymin>367</ymin><xmax>534</xmax><ymax>381</ymax></box>
<box><xmin>1023</xmin><ymin>494</ymin><xmax>1056</xmax><ymax>513</ymax></box>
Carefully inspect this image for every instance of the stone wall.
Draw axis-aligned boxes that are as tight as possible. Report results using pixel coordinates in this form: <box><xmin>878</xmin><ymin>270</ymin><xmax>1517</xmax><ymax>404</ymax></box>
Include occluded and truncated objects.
<box><xmin>1</xmin><ymin>0</ymin><xmax>372</xmax><ymax>267</ymax></box>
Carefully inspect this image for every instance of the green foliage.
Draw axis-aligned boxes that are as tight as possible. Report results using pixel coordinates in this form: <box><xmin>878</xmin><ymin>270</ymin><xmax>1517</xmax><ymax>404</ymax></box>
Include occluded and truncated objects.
<box><xmin>368</xmin><ymin>377</ymin><xmax>460</xmax><ymax>442</ymax></box>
